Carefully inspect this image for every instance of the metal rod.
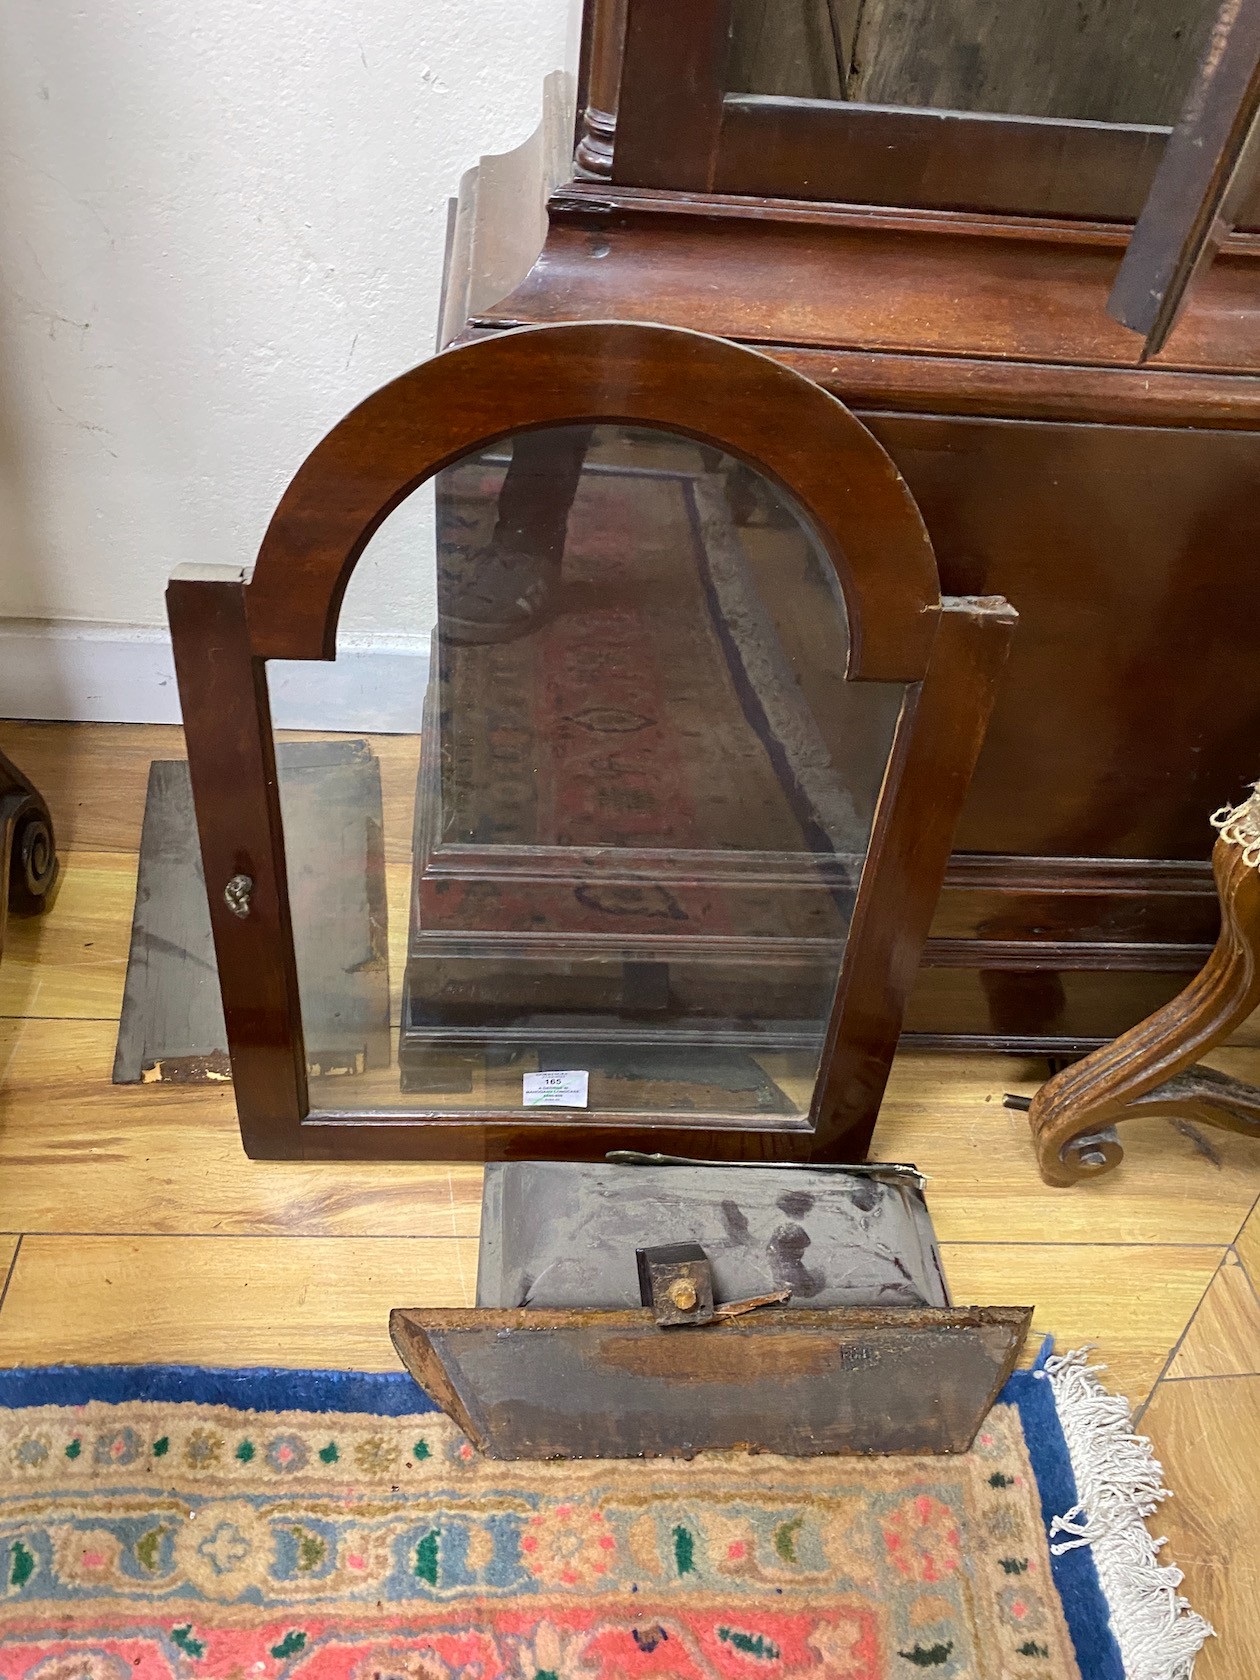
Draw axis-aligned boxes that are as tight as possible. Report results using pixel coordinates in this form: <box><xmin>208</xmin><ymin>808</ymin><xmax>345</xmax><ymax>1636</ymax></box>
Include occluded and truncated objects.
<box><xmin>605</xmin><ymin>1150</ymin><xmax>926</xmax><ymax>1186</ymax></box>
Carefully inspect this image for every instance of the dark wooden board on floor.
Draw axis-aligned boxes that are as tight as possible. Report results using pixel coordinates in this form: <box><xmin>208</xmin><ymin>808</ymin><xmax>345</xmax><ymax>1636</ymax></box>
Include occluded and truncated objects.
<box><xmin>391</xmin><ymin>1303</ymin><xmax>1031</xmax><ymax>1459</ymax></box>
<box><xmin>113</xmin><ymin>741</ymin><xmax>389</xmax><ymax>1085</ymax></box>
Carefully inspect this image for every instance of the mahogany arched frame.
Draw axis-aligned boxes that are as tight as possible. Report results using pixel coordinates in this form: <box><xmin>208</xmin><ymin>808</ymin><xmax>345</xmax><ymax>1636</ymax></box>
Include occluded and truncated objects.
<box><xmin>167</xmin><ymin>321</ymin><xmax>1015</xmax><ymax>1161</ymax></box>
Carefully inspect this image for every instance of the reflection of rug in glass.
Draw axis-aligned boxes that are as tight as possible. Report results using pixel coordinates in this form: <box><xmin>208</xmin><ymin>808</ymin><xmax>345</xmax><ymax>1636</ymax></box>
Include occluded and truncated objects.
<box><xmin>437</xmin><ymin>441</ymin><xmax>877</xmax><ymax>873</ymax></box>
<box><xmin>0</xmin><ymin>1350</ymin><xmax>1209</xmax><ymax>1678</ymax></box>
<box><xmin>403</xmin><ymin>437</ymin><xmax>899</xmax><ymax>1093</ymax></box>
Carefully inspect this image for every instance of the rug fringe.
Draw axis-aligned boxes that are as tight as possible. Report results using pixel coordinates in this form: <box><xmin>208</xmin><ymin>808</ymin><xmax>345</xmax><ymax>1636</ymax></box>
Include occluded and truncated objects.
<box><xmin>1036</xmin><ymin>1348</ymin><xmax>1213</xmax><ymax>1680</ymax></box>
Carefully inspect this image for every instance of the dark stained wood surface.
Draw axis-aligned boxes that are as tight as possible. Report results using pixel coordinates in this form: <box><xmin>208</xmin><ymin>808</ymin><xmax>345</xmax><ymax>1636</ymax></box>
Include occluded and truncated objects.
<box><xmin>389</xmin><ymin>1304</ymin><xmax>1032</xmax><ymax>1458</ymax></box>
<box><xmin>866</xmin><ymin>414</ymin><xmax>1260</xmax><ymax>862</ymax></box>
<box><xmin>903</xmin><ymin>964</ymin><xmax>1212</xmax><ymax>1056</ymax></box>
<box><xmin>112</xmin><ymin>747</ymin><xmax>390</xmax><ymax>1086</ymax></box>
<box><xmin>814</xmin><ymin>597</ymin><xmax>1015</xmax><ymax>1155</ymax></box>
<box><xmin>715</xmin><ymin>99</ymin><xmax>1173</xmax><ymax>220</ymax></box>
<box><xmin>930</xmin><ymin>853</ymin><xmax>1219</xmax><ymax>942</ymax></box>
<box><xmin>463</xmin><ymin>178</ymin><xmax>1260</xmax><ymax>1047</ymax></box>
<box><xmin>611</xmin><ymin>0</ymin><xmax>1260</xmax><ymax>223</ymax></box>
<box><xmin>245</xmin><ymin>323</ymin><xmax>940</xmax><ymax>681</ymax></box>
<box><xmin>767</xmin><ymin>344</ymin><xmax>1260</xmax><ymax>430</ymax></box>
<box><xmin>443</xmin><ymin>57</ymin><xmax>1260</xmax><ymax>1053</ymax></box>
<box><xmin>491</xmin><ymin>189</ymin><xmax>1260</xmax><ymax>376</ymax></box>
<box><xmin>910</xmin><ymin>851</ymin><xmax>1221</xmax><ymax>1049</ymax></box>
<box><xmin>1109</xmin><ymin>0</ymin><xmax>1260</xmax><ymax>357</ymax></box>
<box><xmin>167</xmin><ymin>568</ymin><xmax>308</xmax><ymax>1159</ymax></box>
<box><xmin>613</xmin><ymin>0</ymin><xmax>729</xmax><ymax>190</ymax></box>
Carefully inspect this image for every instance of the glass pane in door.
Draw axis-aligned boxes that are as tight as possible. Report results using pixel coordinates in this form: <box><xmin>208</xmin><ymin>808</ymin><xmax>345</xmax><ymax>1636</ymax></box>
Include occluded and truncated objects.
<box><xmin>729</xmin><ymin>0</ymin><xmax>1219</xmax><ymax>126</ymax></box>
<box><xmin>273</xmin><ymin>424</ymin><xmax>905</xmax><ymax>1126</ymax></box>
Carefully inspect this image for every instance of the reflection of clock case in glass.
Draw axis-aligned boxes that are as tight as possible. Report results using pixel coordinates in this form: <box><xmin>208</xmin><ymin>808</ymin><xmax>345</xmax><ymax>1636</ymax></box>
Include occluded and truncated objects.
<box><xmin>167</xmin><ymin>321</ymin><xmax>1014</xmax><ymax>1162</ymax></box>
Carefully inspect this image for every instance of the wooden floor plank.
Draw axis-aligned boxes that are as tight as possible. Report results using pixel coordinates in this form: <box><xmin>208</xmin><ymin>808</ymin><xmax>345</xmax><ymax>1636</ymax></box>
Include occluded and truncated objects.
<box><xmin>0</xmin><ymin>720</ymin><xmax>182</xmax><ymax>853</ymax></box>
<box><xmin>939</xmin><ymin>1242</ymin><xmax>1224</xmax><ymax>1406</ymax></box>
<box><xmin>0</xmin><ymin>719</ymin><xmax>1250</xmax><ymax>1652</ymax></box>
<box><xmin>1142</xmin><ymin>1377</ymin><xmax>1260</xmax><ymax>1680</ymax></box>
<box><xmin>0</xmin><ymin>1019</ymin><xmax>463</xmax><ymax>1238</ymax></box>
<box><xmin>1166</xmin><ymin>1251</ymin><xmax>1260</xmax><ymax>1380</ymax></box>
<box><xmin>0</xmin><ymin>1237</ymin><xmax>19</xmax><ymax>1296</ymax></box>
<box><xmin>321</xmin><ymin>1054</ymin><xmax>1260</xmax><ymax>1247</ymax></box>
<box><xmin>443</xmin><ymin>1054</ymin><xmax>1260</xmax><ymax>1245</ymax></box>
<box><xmin>0</xmin><ymin>851</ymin><xmax>136</xmax><ymax>1021</ymax></box>
<box><xmin>0</xmin><ymin>719</ymin><xmax>424</xmax><ymax>864</ymax></box>
<box><xmin>0</xmin><ymin>1234</ymin><xmax>477</xmax><ymax>1369</ymax></box>
<box><xmin>1233</xmin><ymin>1196</ymin><xmax>1260</xmax><ymax>1285</ymax></box>
<box><xmin>872</xmin><ymin>1050</ymin><xmax>1260</xmax><ymax>1248</ymax></box>
<box><xmin>449</xmin><ymin>1165</ymin><xmax>485</xmax><ymax>1236</ymax></box>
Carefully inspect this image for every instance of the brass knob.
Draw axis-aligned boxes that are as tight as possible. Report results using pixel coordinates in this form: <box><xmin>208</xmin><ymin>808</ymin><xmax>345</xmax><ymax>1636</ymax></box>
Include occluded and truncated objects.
<box><xmin>667</xmin><ymin>1278</ymin><xmax>698</xmax><ymax>1312</ymax></box>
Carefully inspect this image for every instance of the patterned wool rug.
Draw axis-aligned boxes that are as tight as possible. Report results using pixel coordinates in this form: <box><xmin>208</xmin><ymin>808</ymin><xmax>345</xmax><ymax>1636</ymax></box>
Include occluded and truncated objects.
<box><xmin>0</xmin><ymin>1345</ymin><xmax>1208</xmax><ymax>1680</ymax></box>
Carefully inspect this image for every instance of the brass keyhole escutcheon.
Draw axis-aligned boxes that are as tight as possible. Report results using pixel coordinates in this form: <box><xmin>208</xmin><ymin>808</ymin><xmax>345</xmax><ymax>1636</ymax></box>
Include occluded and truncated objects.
<box><xmin>224</xmin><ymin>873</ymin><xmax>254</xmax><ymax>919</ymax></box>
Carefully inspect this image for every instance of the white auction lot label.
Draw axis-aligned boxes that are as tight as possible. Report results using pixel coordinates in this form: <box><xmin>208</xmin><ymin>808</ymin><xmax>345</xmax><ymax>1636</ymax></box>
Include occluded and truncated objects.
<box><xmin>522</xmin><ymin>1070</ymin><xmax>590</xmax><ymax>1108</ymax></box>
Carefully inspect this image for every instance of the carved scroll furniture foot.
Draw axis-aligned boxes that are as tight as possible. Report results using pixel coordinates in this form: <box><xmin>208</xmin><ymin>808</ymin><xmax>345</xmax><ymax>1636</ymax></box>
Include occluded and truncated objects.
<box><xmin>0</xmin><ymin>749</ymin><xmax>59</xmax><ymax>965</ymax></box>
<box><xmin>1028</xmin><ymin>790</ymin><xmax>1260</xmax><ymax>1186</ymax></box>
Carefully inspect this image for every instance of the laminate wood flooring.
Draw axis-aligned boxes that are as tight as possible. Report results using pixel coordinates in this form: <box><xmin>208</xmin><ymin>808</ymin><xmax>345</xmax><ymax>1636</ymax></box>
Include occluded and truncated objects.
<box><xmin>1</xmin><ymin>718</ymin><xmax>1256</xmax><ymax>1675</ymax></box>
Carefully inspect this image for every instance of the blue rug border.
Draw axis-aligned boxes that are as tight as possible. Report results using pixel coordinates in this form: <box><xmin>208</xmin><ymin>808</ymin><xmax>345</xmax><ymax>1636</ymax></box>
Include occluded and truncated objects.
<box><xmin>1005</xmin><ymin>1338</ymin><xmax>1125</xmax><ymax>1680</ymax></box>
<box><xmin>0</xmin><ymin>1363</ymin><xmax>439</xmax><ymax>1417</ymax></box>
<box><xmin>0</xmin><ymin>1346</ymin><xmax>1122</xmax><ymax>1677</ymax></box>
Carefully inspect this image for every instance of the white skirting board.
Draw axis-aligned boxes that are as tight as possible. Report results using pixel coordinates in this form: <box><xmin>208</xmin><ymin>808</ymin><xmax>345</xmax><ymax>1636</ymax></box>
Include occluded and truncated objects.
<box><xmin>0</xmin><ymin>621</ymin><xmax>431</xmax><ymax>734</ymax></box>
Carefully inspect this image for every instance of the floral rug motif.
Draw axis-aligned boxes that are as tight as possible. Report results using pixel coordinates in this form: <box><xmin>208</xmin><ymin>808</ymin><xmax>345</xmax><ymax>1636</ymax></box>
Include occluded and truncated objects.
<box><xmin>0</xmin><ymin>1357</ymin><xmax>1124</xmax><ymax>1680</ymax></box>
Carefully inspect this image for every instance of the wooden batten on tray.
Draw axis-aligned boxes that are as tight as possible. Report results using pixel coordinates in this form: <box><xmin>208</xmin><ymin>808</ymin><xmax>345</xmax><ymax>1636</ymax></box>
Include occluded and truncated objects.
<box><xmin>391</xmin><ymin>1161</ymin><xmax>1031</xmax><ymax>1460</ymax></box>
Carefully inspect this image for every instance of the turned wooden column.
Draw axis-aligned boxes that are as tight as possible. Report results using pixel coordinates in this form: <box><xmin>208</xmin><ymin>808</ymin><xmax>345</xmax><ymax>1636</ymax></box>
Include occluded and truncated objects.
<box><xmin>1028</xmin><ymin>788</ymin><xmax>1260</xmax><ymax>1185</ymax></box>
<box><xmin>575</xmin><ymin>0</ymin><xmax>628</xmax><ymax>178</ymax></box>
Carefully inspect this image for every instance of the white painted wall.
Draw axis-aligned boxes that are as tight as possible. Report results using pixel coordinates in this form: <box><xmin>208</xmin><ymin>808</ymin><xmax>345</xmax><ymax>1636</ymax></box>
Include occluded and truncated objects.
<box><xmin>0</xmin><ymin>0</ymin><xmax>575</xmax><ymax>723</ymax></box>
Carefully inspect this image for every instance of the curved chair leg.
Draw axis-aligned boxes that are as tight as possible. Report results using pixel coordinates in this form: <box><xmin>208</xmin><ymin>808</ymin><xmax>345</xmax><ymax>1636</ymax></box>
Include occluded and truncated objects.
<box><xmin>1028</xmin><ymin>815</ymin><xmax>1260</xmax><ymax>1186</ymax></box>
<box><xmin>0</xmin><ymin>750</ymin><xmax>59</xmax><ymax>961</ymax></box>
